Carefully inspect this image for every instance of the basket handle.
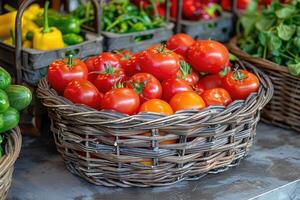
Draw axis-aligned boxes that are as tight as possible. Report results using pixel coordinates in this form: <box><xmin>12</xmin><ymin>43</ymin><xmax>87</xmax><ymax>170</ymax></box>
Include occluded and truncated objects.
<box><xmin>175</xmin><ymin>0</ymin><xmax>237</xmax><ymax>34</ymax></box>
<box><xmin>14</xmin><ymin>0</ymin><xmax>102</xmax><ymax>84</ymax></box>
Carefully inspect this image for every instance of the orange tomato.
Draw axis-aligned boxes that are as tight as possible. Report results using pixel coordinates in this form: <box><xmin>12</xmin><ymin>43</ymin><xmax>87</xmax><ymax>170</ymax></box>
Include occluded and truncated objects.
<box><xmin>201</xmin><ymin>88</ymin><xmax>232</xmax><ymax>106</ymax></box>
<box><xmin>169</xmin><ymin>91</ymin><xmax>206</xmax><ymax>112</ymax></box>
<box><xmin>139</xmin><ymin>99</ymin><xmax>174</xmax><ymax>115</ymax></box>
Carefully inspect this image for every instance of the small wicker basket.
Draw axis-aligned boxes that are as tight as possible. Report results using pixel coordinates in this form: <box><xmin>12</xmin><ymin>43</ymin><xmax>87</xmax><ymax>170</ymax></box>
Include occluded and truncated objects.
<box><xmin>0</xmin><ymin>127</ymin><xmax>22</xmax><ymax>199</ymax></box>
<box><xmin>228</xmin><ymin>37</ymin><xmax>300</xmax><ymax>132</ymax></box>
<box><xmin>37</xmin><ymin>61</ymin><xmax>273</xmax><ymax>187</ymax></box>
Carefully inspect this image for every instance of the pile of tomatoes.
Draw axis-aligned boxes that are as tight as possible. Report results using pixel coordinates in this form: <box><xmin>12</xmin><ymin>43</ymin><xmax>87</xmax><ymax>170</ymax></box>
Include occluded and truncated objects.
<box><xmin>47</xmin><ymin>33</ymin><xmax>260</xmax><ymax>116</ymax></box>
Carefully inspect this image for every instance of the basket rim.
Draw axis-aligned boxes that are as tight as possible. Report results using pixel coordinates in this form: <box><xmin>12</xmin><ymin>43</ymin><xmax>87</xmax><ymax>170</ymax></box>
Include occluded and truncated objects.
<box><xmin>228</xmin><ymin>37</ymin><xmax>290</xmax><ymax>74</ymax></box>
<box><xmin>0</xmin><ymin>127</ymin><xmax>22</xmax><ymax>177</ymax></box>
<box><xmin>37</xmin><ymin>61</ymin><xmax>273</xmax><ymax>128</ymax></box>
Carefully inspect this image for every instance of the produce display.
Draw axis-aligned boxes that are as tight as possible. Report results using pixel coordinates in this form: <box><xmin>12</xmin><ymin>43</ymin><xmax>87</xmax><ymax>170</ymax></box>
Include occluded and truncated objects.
<box><xmin>170</xmin><ymin>0</ymin><xmax>223</xmax><ymax>20</ymax></box>
<box><xmin>47</xmin><ymin>33</ymin><xmax>260</xmax><ymax>116</ymax></box>
<box><xmin>237</xmin><ymin>0</ymin><xmax>300</xmax><ymax>75</ymax></box>
<box><xmin>73</xmin><ymin>0</ymin><xmax>165</xmax><ymax>36</ymax></box>
<box><xmin>0</xmin><ymin>67</ymin><xmax>32</xmax><ymax>158</ymax></box>
<box><xmin>0</xmin><ymin>1</ymin><xmax>87</xmax><ymax>50</ymax></box>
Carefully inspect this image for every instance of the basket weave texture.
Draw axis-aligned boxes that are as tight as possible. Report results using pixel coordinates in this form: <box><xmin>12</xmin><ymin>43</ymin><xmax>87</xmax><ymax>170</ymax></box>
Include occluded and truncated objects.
<box><xmin>228</xmin><ymin>37</ymin><xmax>300</xmax><ymax>132</ymax></box>
<box><xmin>0</xmin><ymin>127</ymin><xmax>22</xmax><ymax>199</ymax></box>
<box><xmin>37</xmin><ymin>61</ymin><xmax>273</xmax><ymax>187</ymax></box>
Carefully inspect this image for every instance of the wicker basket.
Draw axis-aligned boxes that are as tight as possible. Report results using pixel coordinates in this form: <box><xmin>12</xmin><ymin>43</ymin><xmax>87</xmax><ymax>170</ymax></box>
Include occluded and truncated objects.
<box><xmin>0</xmin><ymin>127</ymin><xmax>22</xmax><ymax>199</ymax></box>
<box><xmin>37</xmin><ymin>61</ymin><xmax>273</xmax><ymax>187</ymax></box>
<box><xmin>228</xmin><ymin>37</ymin><xmax>300</xmax><ymax>132</ymax></box>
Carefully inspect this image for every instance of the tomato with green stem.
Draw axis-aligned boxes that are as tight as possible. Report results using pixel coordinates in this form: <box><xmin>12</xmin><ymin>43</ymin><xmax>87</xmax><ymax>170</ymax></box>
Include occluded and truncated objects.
<box><xmin>93</xmin><ymin>66</ymin><xmax>126</xmax><ymax>94</ymax></box>
<box><xmin>138</xmin><ymin>44</ymin><xmax>180</xmax><ymax>81</ymax></box>
<box><xmin>48</xmin><ymin>55</ymin><xmax>88</xmax><ymax>94</ymax></box>
<box><xmin>177</xmin><ymin>61</ymin><xmax>199</xmax><ymax>86</ymax></box>
<box><xmin>85</xmin><ymin>52</ymin><xmax>121</xmax><ymax>83</ymax></box>
<box><xmin>126</xmin><ymin>73</ymin><xmax>162</xmax><ymax>102</ymax></box>
<box><xmin>222</xmin><ymin>69</ymin><xmax>260</xmax><ymax>100</ymax></box>
<box><xmin>114</xmin><ymin>50</ymin><xmax>134</xmax><ymax>68</ymax></box>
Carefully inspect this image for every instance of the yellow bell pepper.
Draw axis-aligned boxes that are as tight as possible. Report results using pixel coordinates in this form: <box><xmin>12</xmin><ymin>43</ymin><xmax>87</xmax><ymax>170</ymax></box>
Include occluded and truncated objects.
<box><xmin>22</xmin><ymin>20</ymin><xmax>39</xmax><ymax>41</ymax></box>
<box><xmin>32</xmin><ymin>2</ymin><xmax>64</xmax><ymax>51</ymax></box>
<box><xmin>22</xmin><ymin>40</ymin><xmax>32</xmax><ymax>48</ymax></box>
<box><xmin>0</xmin><ymin>11</ymin><xmax>17</xmax><ymax>38</ymax></box>
<box><xmin>23</xmin><ymin>4</ymin><xmax>44</xmax><ymax>21</ymax></box>
<box><xmin>3</xmin><ymin>38</ymin><xmax>13</xmax><ymax>46</ymax></box>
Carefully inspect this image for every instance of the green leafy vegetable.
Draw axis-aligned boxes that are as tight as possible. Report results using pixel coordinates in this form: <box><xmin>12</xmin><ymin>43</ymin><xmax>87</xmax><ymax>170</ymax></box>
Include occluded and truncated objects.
<box><xmin>237</xmin><ymin>0</ymin><xmax>300</xmax><ymax>76</ymax></box>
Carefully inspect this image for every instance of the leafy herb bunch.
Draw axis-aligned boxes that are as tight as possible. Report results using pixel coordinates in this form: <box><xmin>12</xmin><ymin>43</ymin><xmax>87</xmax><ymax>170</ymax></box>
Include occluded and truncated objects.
<box><xmin>237</xmin><ymin>0</ymin><xmax>300</xmax><ymax>75</ymax></box>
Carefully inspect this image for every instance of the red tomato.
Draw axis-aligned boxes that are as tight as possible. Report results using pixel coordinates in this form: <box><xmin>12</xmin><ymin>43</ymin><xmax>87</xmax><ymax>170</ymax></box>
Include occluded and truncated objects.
<box><xmin>177</xmin><ymin>61</ymin><xmax>200</xmax><ymax>86</ymax></box>
<box><xmin>127</xmin><ymin>73</ymin><xmax>162</xmax><ymax>102</ymax></box>
<box><xmin>186</xmin><ymin>40</ymin><xmax>229</xmax><ymax>74</ymax></box>
<box><xmin>221</xmin><ymin>0</ymin><xmax>250</xmax><ymax>10</ymax></box>
<box><xmin>138</xmin><ymin>45</ymin><xmax>180</xmax><ymax>81</ymax></box>
<box><xmin>93</xmin><ymin>68</ymin><xmax>126</xmax><ymax>94</ymax></box>
<box><xmin>115</xmin><ymin>50</ymin><xmax>134</xmax><ymax>68</ymax></box>
<box><xmin>222</xmin><ymin>70</ymin><xmax>260</xmax><ymax>100</ymax></box>
<box><xmin>201</xmin><ymin>88</ymin><xmax>232</xmax><ymax>106</ymax></box>
<box><xmin>101</xmin><ymin>88</ymin><xmax>140</xmax><ymax>115</ymax></box>
<box><xmin>124</xmin><ymin>53</ymin><xmax>142</xmax><ymax>76</ymax></box>
<box><xmin>197</xmin><ymin>74</ymin><xmax>223</xmax><ymax>90</ymax></box>
<box><xmin>48</xmin><ymin>56</ymin><xmax>88</xmax><ymax>94</ymax></box>
<box><xmin>193</xmin><ymin>82</ymin><xmax>205</xmax><ymax>95</ymax></box>
<box><xmin>63</xmin><ymin>79</ymin><xmax>103</xmax><ymax>110</ymax></box>
<box><xmin>162</xmin><ymin>78</ymin><xmax>193</xmax><ymax>101</ymax></box>
<box><xmin>85</xmin><ymin>52</ymin><xmax>121</xmax><ymax>83</ymax></box>
<box><xmin>169</xmin><ymin>91</ymin><xmax>206</xmax><ymax>112</ymax></box>
<box><xmin>166</xmin><ymin>33</ymin><xmax>194</xmax><ymax>58</ymax></box>
<box><xmin>139</xmin><ymin>99</ymin><xmax>174</xmax><ymax>115</ymax></box>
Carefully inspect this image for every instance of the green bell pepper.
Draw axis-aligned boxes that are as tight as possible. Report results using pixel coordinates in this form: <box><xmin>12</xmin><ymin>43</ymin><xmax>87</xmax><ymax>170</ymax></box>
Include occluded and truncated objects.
<box><xmin>63</xmin><ymin>33</ymin><xmax>84</xmax><ymax>45</ymax></box>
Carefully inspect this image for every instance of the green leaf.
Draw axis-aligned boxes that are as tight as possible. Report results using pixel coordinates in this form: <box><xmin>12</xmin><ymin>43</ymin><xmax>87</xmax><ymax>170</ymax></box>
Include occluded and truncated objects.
<box><xmin>277</xmin><ymin>24</ymin><xmax>296</xmax><ymax>41</ymax></box>
<box><xmin>273</xmin><ymin>56</ymin><xmax>282</xmax><ymax>65</ymax></box>
<box><xmin>240</xmin><ymin>14</ymin><xmax>258</xmax><ymax>36</ymax></box>
<box><xmin>229</xmin><ymin>53</ymin><xmax>237</xmax><ymax>61</ymax></box>
<box><xmin>0</xmin><ymin>146</ymin><xmax>3</xmax><ymax>158</ymax></box>
<box><xmin>259</xmin><ymin>32</ymin><xmax>269</xmax><ymax>46</ymax></box>
<box><xmin>288</xmin><ymin>62</ymin><xmax>300</xmax><ymax>76</ymax></box>
<box><xmin>275</xmin><ymin>6</ymin><xmax>296</xmax><ymax>19</ymax></box>
<box><xmin>255</xmin><ymin>17</ymin><xmax>275</xmax><ymax>31</ymax></box>
<box><xmin>268</xmin><ymin>34</ymin><xmax>282</xmax><ymax>50</ymax></box>
<box><xmin>293</xmin><ymin>37</ymin><xmax>300</xmax><ymax>48</ymax></box>
<box><xmin>297</xmin><ymin>26</ymin><xmax>300</xmax><ymax>36</ymax></box>
<box><xmin>246</xmin><ymin>1</ymin><xmax>258</xmax><ymax>13</ymax></box>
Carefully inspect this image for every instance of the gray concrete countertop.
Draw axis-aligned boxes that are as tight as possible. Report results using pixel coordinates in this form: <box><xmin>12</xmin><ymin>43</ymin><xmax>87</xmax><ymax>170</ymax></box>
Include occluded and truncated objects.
<box><xmin>8</xmin><ymin>123</ymin><xmax>300</xmax><ymax>200</ymax></box>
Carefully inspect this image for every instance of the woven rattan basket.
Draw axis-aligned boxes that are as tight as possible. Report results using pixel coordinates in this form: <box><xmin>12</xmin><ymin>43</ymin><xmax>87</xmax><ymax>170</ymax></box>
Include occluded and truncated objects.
<box><xmin>228</xmin><ymin>37</ymin><xmax>300</xmax><ymax>132</ymax></box>
<box><xmin>0</xmin><ymin>127</ymin><xmax>22</xmax><ymax>199</ymax></box>
<box><xmin>37</xmin><ymin>61</ymin><xmax>273</xmax><ymax>187</ymax></box>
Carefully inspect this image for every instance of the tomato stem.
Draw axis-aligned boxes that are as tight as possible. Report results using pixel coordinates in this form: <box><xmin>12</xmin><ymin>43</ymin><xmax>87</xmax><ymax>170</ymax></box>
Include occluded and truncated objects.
<box><xmin>67</xmin><ymin>54</ymin><xmax>74</xmax><ymax>67</ymax></box>
<box><xmin>104</xmin><ymin>64</ymin><xmax>116</xmax><ymax>75</ymax></box>
<box><xmin>219</xmin><ymin>66</ymin><xmax>231</xmax><ymax>77</ymax></box>
<box><xmin>131</xmin><ymin>81</ymin><xmax>146</xmax><ymax>95</ymax></box>
<box><xmin>179</xmin><ymin>61</ymin><xmax>191</xmax><ymax>80</ymax></box>
<box><xmin>233</xmin><ymin>69</ymin><xmax>247</xmax><ymax>81</ymax></box>
<box><xmin>113</xmin><ymin>81</ymin><xmax>123</xmax><ymax>89</ymax></box>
